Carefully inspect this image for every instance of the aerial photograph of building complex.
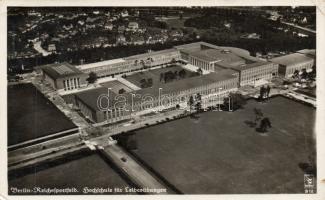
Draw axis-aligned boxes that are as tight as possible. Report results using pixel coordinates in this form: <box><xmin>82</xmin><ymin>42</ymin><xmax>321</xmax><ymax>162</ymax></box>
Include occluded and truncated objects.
<box><xmin>7</xmin><ymin>6</ymin><xmax>316</xmax><ymax>195</ymax></box>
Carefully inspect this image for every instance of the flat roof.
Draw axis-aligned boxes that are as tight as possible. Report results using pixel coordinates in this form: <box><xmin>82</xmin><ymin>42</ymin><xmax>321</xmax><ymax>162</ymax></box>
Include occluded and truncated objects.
<box><xmin>217</xmin><ymin>61</ymin><xmax>275</xmax><ymax>71</ymax></box>
<box><xmin>190</xmin><ymin>49</ymin><xmax>246</xmax><ymax>64</ymax></box>
<box><xmin>41</xmin><ymin>62</ymin><xmax>84</xmax><ymax>80</ymax></box>
<box><xmin>296</xmin><ymin>49</ymin><xmax>316</xmax><ymax>58</ymax></box>
<box><xmin>76</xmin><ymin>58</ymin><xmax>126</xmax><ymax>70</ymax></box>
<box><xmin>270</xmin><ymin>53</ymin><xmax>314</xmax><ymax>66</ymax></box>
<box><xmin>124</xmin><ymin>48</ymin><xmax>179</xmax><ymax>60</ymax></box>
<box><xmin>75</xmin><ymin>87</ymin><xmax>115</xmax><ymax>112</ymax></box>
<box><xmin>75</xmin><ymin>70</ymin><xmax>238</xmax><ymax>112</ymax></box>
<box><xmin>176</xmin><ymin>41</ymin><xmax>258</xmax><ymax>63</ymax></box>
<box><xmin>135</xmin><ymin>69</ymin><xmax>238</xmax><ymax>98</ymax></box>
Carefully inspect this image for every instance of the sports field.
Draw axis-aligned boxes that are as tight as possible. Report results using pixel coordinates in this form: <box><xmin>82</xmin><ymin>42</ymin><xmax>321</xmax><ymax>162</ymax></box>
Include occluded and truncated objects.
<box><xmin>8</xmin><ymin>83</ymin><xmax>77</xmax><ymax>146</ymax></box>
<box><xmin>129</xmin><ymin>96</ymin><xmax>316</xmax><ymax>194</ymax></box>
<box><xmin>124</xmin><ymin>65</ymin><xmax>198</xmax><ymax>88</ymax></box>
<box><xmin>9</xmin><ymin>153</ymin><xmax>131</xmax><ymax>194</ymax></box>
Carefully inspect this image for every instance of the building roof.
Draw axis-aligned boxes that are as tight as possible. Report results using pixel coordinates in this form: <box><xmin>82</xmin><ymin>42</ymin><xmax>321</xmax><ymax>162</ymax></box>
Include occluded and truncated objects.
<box><xmin>41</xmin><ymin>62</ymin><xmax>85</xmax><ymax>80</ymax></box>
<box><xmin>124</xmin><ymin>48</ymin><xmax>179</xmax><ymax>61</ymax></box>
<box><xmin>270</xmin><ymin>53</ymin><xmax>314</xmax><ymax>66</ymax></box>
<box><xmin>75</xmin><ymin>69</ymin><xmax>239</xmax><ymax>112</ymax></box>
<box><xmin>128</xmin><ymin>22</ymin><xmax>139</xmax><ymax>27</ymax></box>
<box><xmin>216</xmin><ymin>60</ymin><xmax>275</xmax><ymax>71</ymax></box>
<box><xmin>135</xmin><ymin>69</ymin><xmax>238</xmax><ymax>98</ymax></box>
<box><xmin>175</xmin><ymin>41</ymin><xmax>259</xmax><ymax>62</ymax></box>
<box><xmin>75</xmin><ymin>87</ymin><xmax>113</xmax><ymax>112</ymax></box>
<box><xmin>190</xmin><ymin>48</ymin><xmax>246</xmax><ymax>64</ymax></box>
<box><xmin>296</xmin><ymin>49</ymin><xmax>316</xmax><ymax>58</ymax></box>
<box><xmin>76</xmin><ymin>58</ymin><xmax>126</xmax><ymax>70</ymax></box>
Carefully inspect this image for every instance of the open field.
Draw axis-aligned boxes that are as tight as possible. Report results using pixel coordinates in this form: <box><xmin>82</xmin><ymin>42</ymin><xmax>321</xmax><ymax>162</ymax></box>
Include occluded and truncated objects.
<box><xmin>124</xmin><ymin>65</ymin><xmax>198</xmax><ymax>88</ymax></box>
<box><xmin>128</xmin><ymin>96</ymin><xmax>316</xmax><ymax>194</ymax></box>
<box><xmin>8</xmin><ymin>83</ymin><xmax>76</xmax><ymax>146</ymax></box>
<box><xmin>8</xmin><ymin>153</ymin><xmax>132</xmax><ymax>195</ymax></box>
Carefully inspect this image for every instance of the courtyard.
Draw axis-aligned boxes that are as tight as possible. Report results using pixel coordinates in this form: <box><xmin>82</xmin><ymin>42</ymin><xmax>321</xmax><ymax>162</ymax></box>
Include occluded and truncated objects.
<box><xmin>124</xmin><ymin>65</ymin><xmax>198</xmax><ymax>89</ymax></box>
<box><xmin>126</xmin><ymin>96</ymin><xmax>316</xmax><ymax>194</ymax></box>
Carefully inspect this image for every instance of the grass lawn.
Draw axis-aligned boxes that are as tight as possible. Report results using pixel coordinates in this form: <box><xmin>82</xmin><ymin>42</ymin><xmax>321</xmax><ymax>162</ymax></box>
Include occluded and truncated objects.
<box><xmin>8</xmin><ymin>83</ymin><xmax>76</xmax><ymax>146</ymax></box>
<box><xmin>124</xmin><ymin>65</ymin><xmax>198</xmax><ymax>89</ymax></box>
<box><xmin>128</xmin><ymin>96</ymin><xmax>316</xmax><ymax>194</ymax></box>
<box><xmin>9</xmin><ymin>153</ymin><xmax>131</xmax><ymax>194</ymax></box>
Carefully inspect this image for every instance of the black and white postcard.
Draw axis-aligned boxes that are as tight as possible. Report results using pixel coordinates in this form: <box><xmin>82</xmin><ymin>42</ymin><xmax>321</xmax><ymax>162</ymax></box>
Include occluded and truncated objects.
<box><xmin>1</xmin><ymin>0</ymin><xmax>324</xmax><ymax>199</ymax></box>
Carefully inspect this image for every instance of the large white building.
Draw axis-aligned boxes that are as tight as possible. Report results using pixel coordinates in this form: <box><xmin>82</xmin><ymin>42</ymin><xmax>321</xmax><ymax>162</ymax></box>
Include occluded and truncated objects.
<box><xmin>175</xmin><ymin>42</ymin><xmax>279</xmax><ymax>86</ymax></box>
<box><xmin>270</xmin><ymin>53</ymin><xmax>315</xmax><ymax>78</ymax></box>
<box><xmin>76</xmin><ymin>49</ymin><xmax>181</xmax><ymax>77</ymax></box>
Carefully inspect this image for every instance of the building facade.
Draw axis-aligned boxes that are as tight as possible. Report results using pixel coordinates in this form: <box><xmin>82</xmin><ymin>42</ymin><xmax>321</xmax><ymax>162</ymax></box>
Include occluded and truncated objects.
<box><xmin>270</xmin><ymin>53</ymin><xmax>315</xmax><ymax>78</ymax></box>
<box><xmin>76</xmin><ymin>49</ymin><xmax>181</xmax><ymax>78</ymax></box>
<box><xmin>234</xmin><ymin>62</ymin><xmax>279</xmax><ymax>86</ymax></box>
<box><xmin>40</xmin><ymin>62</ymin><xmax>87</xmax><ymax>91</ymax></box>
<box><xmin>74</xmin><ymin>70</ymin><xmax>239</xmax><ymax>124</ymax></box>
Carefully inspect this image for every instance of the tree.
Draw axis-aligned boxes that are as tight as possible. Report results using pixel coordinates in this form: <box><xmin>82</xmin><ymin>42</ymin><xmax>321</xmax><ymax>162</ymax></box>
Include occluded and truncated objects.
<box><xmin>259</xmin><ymin>86</ymin><xmax>266</xmax><ymax>100</ymax></box>
<box><xmin>174</xmin><ymin>70</ymin><xmax>179</xmax><ymax>79</ymax></box>
<box><xmin>223</xmin><ymin>93</ymin><xmax>247</xmax><ymax>111</ymax></box>
<box><xmin>147</xmin><ymin>78</ymin><xmax>153</xmax><ymax>87</ymax></box>
<box><xmin>195</xmin><ymin>93</ymin><xmax>202</xmax><ymax>111</ymax></box>
<box><xmin>140</xmin><ymin>78</ymin><xmax>147</xmax><ymax>88</ymax></box>
<box><xmin>179</xmin><ymin>69</ymin><xmax>186</xmax><ymax>78</ymax></box>
<box><xmin>266</xmin><ymin>85</ymin><xmax>271</xmax><ymax>98</ymax></box>
<box><xmin>259</xmin><ymin>117</ymin><xmax>272</xmax><ymax>132</ymax></box>
<box><xmin>301</xmin><ymin>68</ymin><xmax>308</xmax><ymax>80</ymax></box>
<box><xmin>134</xmin><ymin>59</ymin><xmax>139</xmax><ymax>66</ymax></box>
<box><xmin>311</xmin><ymin>65</ymin><xmax>316</xmax><ymax>78</ymax></box>
<box><xmin>87</xmin><ymin>72</ymin><xmax>98</xmax><ymax>84</ymax></box>
<box><xmin>254</xmin><ymin>108</ymin><xmax>263</xmax><ymax>126</ymax></box>
<box><xmin>197</xmin><ymin>68</ymin><xmax>203</xmax><ymax>75</ymax></box>
<box><xmin>159</xmin><ymin>73</ymin><xmax>164</xmax><ymax>82</ymax></box>
<box><xmin>164</xmin><ymin>71</ymin><xmax>176</xmax><ymax>83</ymax></box>
<box><xmin>188</xmin><ymin>95</ymin><xmax>194</xmax><ymax>112</ymax></box>
<box><xmin>293</xmin><ymin>70</ymin><xmax>300</xmax><ymax>78</ymax></box>
<box><xmin>118</xmin><ymin>88</ymin><xmax>126</xmax><ymax>94</ymax></box>
<box><xmin>140</xmin><ymin>59</ymin><xmax>145</xmax><ymax>69</ymax></box>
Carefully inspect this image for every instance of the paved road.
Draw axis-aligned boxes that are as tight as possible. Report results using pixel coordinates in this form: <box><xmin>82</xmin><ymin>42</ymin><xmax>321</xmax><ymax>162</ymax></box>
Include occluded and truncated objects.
<box><xmin>281</xmin><ymin>21</ymin><xmax>316</xmax><ymax>35</ymax></box>
<box><xmin>98</xmin><ymin>144</ymin><xmax>168</xmax><ymax>194</ymax></box>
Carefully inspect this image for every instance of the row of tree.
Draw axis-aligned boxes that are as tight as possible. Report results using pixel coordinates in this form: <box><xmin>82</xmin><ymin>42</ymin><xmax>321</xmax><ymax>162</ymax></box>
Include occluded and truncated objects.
<box><xmin>159</xmin><ymin>69</ymin><xmax>188</xmax><ymax>83</ymax></box>
<box><xmin>292</xmin><ymin>66</ymin><xmax>316</xmax><ymax>81</ymax></box>
<box><xmin>259</xmin><ymin>85</ymin><xmax>271</xmax><ymax>100</ymax></box>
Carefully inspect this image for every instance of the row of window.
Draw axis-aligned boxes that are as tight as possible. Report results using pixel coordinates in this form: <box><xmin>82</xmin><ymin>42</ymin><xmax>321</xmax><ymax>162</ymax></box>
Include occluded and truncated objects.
<box><xmin>98</xmin><ymin>79</ymin><xmax>238</xmax><ymax>115</ymax></box>
<box><xmin>83</xmin><ymin>55</ymin><xmax>180</xmax><ymax>76</ymax></box>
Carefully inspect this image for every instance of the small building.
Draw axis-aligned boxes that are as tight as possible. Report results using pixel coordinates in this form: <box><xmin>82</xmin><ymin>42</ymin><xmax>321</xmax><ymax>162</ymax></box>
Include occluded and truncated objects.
<box><xmin>116</xmin><ymin>34</ymin><xmax>126</xmax><ymax>45</ymax></box>
<box><xmin>104</xmin><ymin>22</ymin><xmax>113</xmax><ymax>30</ymax></box>
<box><xmin>47</xmin><ymin>44</ymin><xmax>56</xmax><ymax>52</ymax></box>
<box><xmin>128</xmin><ymin>22</ymin><xmax>139</xmax><ymax>31</ymax></box>
<box><xmin>270</xmin><ymin>53</ymin><xmax>315</xmax><ymax>77</ymax></box>
<box><xmin>40</xmin><ymin>62</ymin><xmax>87</xmax><ymax>91</ymax></box>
